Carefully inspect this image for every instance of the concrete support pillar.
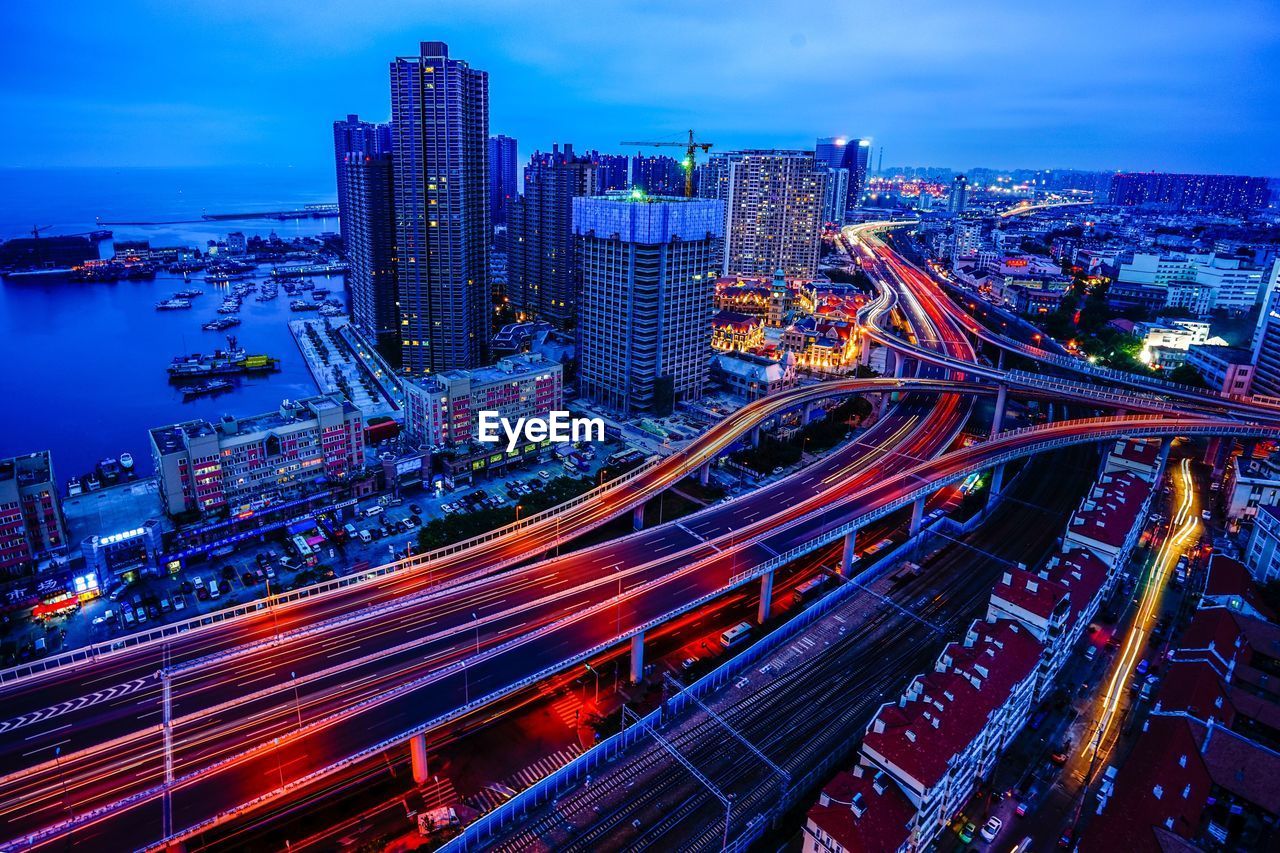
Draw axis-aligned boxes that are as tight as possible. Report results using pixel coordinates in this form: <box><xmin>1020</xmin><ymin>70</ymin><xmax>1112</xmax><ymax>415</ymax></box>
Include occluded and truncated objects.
<box><xmin>750</xmin><ymin>426</ymin><xmax>762</xmax><ymax>448</ymax></box>
<box><xmin>988</xmin><ymin>462</ymin><xmax>1006</xmax><ymax>503</ymax></box>
<box><xmin>910</xmin><ymin>495</ymin><xmax>926</xmax><ymax>537</ymax></box>
<box><xmin>629</xmin><ymin>632</ymin><xmax>645</xmax><ymax>683</ymax></box>
<box><xmin>632</xmin><ymin>503</ymin><xmax>645</xmax><ymax>531</ymax></box>
<box><xmin>699</xmin><ymin>462</ymin><xmax>711</xmax><ymax>487</ymax></box>
<box><xmin>757</xmin><ymin>571</ymin><xmax>774</xmax><ymax>624</ymax></box>
<box><xmin>805</xmin><ymin>400</ymin><xmax>821</xmax><ymax>423</ymax></box>
<box><xmin>1158</xmin><ymin>437</ymin><xmax>1173</xmax><ymax>469</ymax></box>
<box><xmin>410</xmin><ymin>734</ymin><xmax>429</xmax><ymax>785</ymax></box>
<box><xmin>992</xmin><ymin>384</ymin><xmax>1008</xmax><ymax>436</ymax></box>
<box><xmin>840</xmin><ymin>530</ymin><xmax>858</xmax><ymax>576</ymax></box>
<box><xmin>1204</xmin><ymin>436</ymin><xmax>1227</xmax><ymax>476</ymax></box>
<box><xmin>1046</xmin><ymin>403</ymin><xmax>1055</xmax><ymax>423</ymax></box>
<box><xmin>892</xmin><ymin>353</ymin><xmax>905</xmax><ymax>379</ymax></box>
<box><xmin>1243</xmin><ymin>440</ymin><xmax>1258</xmax><ymax>461</ymax></box>
<box><xmin>997</xmin><ymin>348</ymin><xmax>1006</xmax><ymax>370</ymax></box>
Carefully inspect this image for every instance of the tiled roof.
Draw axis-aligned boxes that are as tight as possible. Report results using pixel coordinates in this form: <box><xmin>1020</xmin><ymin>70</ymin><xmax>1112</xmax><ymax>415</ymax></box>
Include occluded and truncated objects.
<box><xmin>806</xmin><ymin>769</ymin><xmax>914</xmax><ymax>853</ymax></box>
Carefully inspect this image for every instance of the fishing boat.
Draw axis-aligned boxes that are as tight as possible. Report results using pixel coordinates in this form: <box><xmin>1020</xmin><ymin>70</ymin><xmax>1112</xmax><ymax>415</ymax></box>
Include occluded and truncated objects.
<box><xmin>156</xmin><ymin>298</ymin><xmax>193</xmax><ymax>310</ymax></box>
<box><xmin>202</xmin><ymin>316</ymin><xmax>242</xmax><ymax>331</ymax></box>
<box><xmin>119</xmin><ymin>452</ymin><xmax>134</xmax><ymax>472</ymax></box>
<box><xmin>167</xmin><ymin>336</ymin><xmax>281</xmax><ymax>381</ymax></box>
<box><xmin>290</xmin><ymin>300</ymin><xmax>321</xmax><ymax>312</ymax></box>
<box><xmin>175</xmin><ymin>289</ymin><xmax>203</xmax><ymax>298</ymax></box>
<box><xmin>182</xmin><ymin>379</ymin><xmax>235</xmax><ymax>399</ymax></box>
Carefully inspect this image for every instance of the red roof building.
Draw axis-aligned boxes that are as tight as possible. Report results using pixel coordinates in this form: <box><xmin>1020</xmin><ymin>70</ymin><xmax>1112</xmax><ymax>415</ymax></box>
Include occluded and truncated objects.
<box><xmin>1063</xmin><ymin>471</ymin><xmax>1153</xmax><ymax>565</ymax></box>
<box><xmin>803</xmin><ymin>767</ymin><xmax>914</xmax><ymax>853</ymax></box>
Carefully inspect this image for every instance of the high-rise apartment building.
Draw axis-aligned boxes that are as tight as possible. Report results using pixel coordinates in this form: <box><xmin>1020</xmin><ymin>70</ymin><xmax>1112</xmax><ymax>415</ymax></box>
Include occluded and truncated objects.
<box><xmin>342</xmin><ymin>151</ymin><xmax>400</xmax><ymax>362</ymax></box>
<box><xmin>507</xmin><ymin>144</ymin><xmax>597</xmax><ymax>328</ymax></box>
<box><xmin>585</xmin><ymin>151</ymin><xmax>629</xmax><ymax>193</ymax></box>
<box><xmin>1251</xmin><ymin>264</ymin><xmax>1280</xmax><ymax>399</ymax></box>
<box><xmin>391</xmin><ymin>41</ymin><xmax>490</xmax><ymax>374</ymax></box>
<box><xmin>1109</xmin><ymin>172</ymin><xmax>1270</xmax><ymax>212</ymax></box>
<box><xmin>720</xmin><ymin>151</ymin><xmax>826</xmax><ymax>279</ymax></box>
<box><xmin>0</xmin><ymin>451</ymin><xmax>66</xmax><ymax>577</ymax></box>
<box><xmin>630</xmin><ymin>154</ymin><xmax>684</xmax><ymax>195</ymax></box>
<box><xmin>574</xmin><ymin>193</ymin><xmax>724</xmax><ymax>416</ymax></box>
<box><xmin>333</xmin><ymin>115</ymin><xmax>392</xmax><ymax>251</ymax></box>
<box><xmin>150</xmin><ymin>396</ymin><xmax>365</xmax><ymax>518</ymax></box>
<box><xmin>822</xmin><ymin>168</ymin><xmax>850</xmax><ymax>224</ymax></box>
<box><xmin>488</xmin><ymin>134</ymin><xmax>518</xmax><ymax>228</ymax></box>
<box><xmin>949</xmin><ymin>174</ymin><xmax>969</xmax><ymax>215</ymax></box>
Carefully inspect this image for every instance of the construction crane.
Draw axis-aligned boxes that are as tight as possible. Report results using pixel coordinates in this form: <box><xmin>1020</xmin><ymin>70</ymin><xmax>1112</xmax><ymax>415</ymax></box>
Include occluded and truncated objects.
<box><xmin>621</xmin><ymin>129</ymin><xmax>713</xmax><ymax>198</ymax></box>
<box><xmin>30</xmin><ymin>225</ymin><xmax>52</xmax><ymax>240</ymax></box>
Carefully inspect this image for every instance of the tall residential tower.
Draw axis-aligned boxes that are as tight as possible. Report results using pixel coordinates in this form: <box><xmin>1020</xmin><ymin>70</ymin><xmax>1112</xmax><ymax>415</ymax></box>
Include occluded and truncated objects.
<box><xmin>488</xmin><ymin>134</ymin><xmax>518</xmax><ymax>228</ymax></box>
<box><xmin>342</xmin><ymin>151</ymin><xmax>400</xmax><ymax>362</ymax></box>
<box><xmin>391</xmin><ymin>41</ymin><xmax>490</xmax><ymax>373</ymax></box>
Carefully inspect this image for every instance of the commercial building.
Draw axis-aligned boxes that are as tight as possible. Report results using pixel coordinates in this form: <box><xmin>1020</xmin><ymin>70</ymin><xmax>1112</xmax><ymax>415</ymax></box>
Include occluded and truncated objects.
<box><xmin>0</xmin><ymin>451</ymin><xmax>67</xmax><ymax>577</ymax></box>
<box><xmin>1117</xmin><ymin>253</ymin><xmax>1266</xmax><ymax>316</ymax></box>
<box><xmin>714</xmin><ymin>271</ymin><xmax>795</xmax><ymax>327</ymax></box>
<box><xmin>333</xmin><ymin>114</ymin><xmax>392</xmax><ymax>252</ymax></box>
<box><xmin>822</xmin><ymin>168</ymin><xmax>850</xmax><ymax>224</ymax></box>
<box><xmin>150</xmin><ymin>395</ymin><xmax>365</xmax><ymax>519</ymax></box>
<box><xmin>488</xmin><ymin>134</ymin><xmax>518</xmax><ymax>228</ymax></box>
<box><xmin>710</xmin><ymin>310</ymin><xmax>765</xmax><ymax>352</ymax></box>
<box><xmin>1108</xmin><ymin>172</ymin><xmax>1270</xmax><ymax>212</ymax></box>
<box><xmin>780</xmin><ymin>316</ymin><xmax>858</xmax><ymax>373</ymax></box>
<box><xmin>507</xmin><ymin>144</ymin><xmax>596</xmax><ymax>328</ymax></box>
<box><xmin>342</xmin><ymin>151</ymin><xmax>400</xmax><ymax>362</ymax></box>
<box><xmin>391</xmin><ymin>41</ymin><xmax>491</xmax><ymax>373</ymax></box>
<box><xmin>402</xmin><ymin>353</ymin><xmax>563</xmax><ymax>448</ymax></box>
<box><xmin>574</xmin><ymin>193</ymin><xmax>724</xmax><ymax>416</ymax></box>
<box><xmin>711</xmin><ymin>150</ymin><xmax>826</xmax><ymax>279</ymax></box>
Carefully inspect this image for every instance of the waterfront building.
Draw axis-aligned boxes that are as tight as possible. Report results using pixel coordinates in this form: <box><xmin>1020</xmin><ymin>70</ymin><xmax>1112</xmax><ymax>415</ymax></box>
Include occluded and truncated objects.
<box><xmin>342</xmin><ymin>151</ymin><xmax>400</xmax><ymax>362</ymax></box>
<box><xmin>507</xmin><ymin>144</ymin><xmax>597</xmax><ymax>328</ymax></box>
<box><xmin>713</xmin><ymin>150</ymin><xmax>826</xmax><ymax>279</ymax></box>
<box><xmin>391</xmin><ymin>41</ymin><xmax>491</xmax><ymax>373</ymax></box>
<box><xmin>149</xmin><ymin>395</ymin><xmax>365</xmax><ymax>519</ymax></box>
<box><xmin>1108</xmin><ymin>172</ymin><xmax>1270</xmax><ymax>212</ymax></box>
<box><xmin>488</xmin><ymin>134</ymin><xmax>518</xmax><ymax>228</ymax></box>
<box><xmin>402</xmin><ymin>353</ymin><xmax>563</xmax><ymax>448</ymax></box>
<box><xmin>0</xmin><ymin>451</ymin><xmax>67</xmax><ymax>578</ymax></box>
<box><xmin>574</xmin><ymin>193</ymin><xmax>724</xmax><ymax>416</ymax></box>
<box><xmin>630</xmin><ymin>154</ymin><xmax>684</xmax><ymax>195</ymax></box>
<box><xmin>333</xmin><ymin>114</ymin><xmax>391</xmax><ymax>252</ymax></box>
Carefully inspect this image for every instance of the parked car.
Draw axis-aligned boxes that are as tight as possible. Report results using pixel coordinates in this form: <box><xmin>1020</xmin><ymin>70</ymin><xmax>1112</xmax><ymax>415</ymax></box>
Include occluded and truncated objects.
<box><xmin>958</xmin><ymin>821</ymin><xmax>977</xmax><ymax>844</ymax></box>
<box><xmin>980</xmin><ymin>816</ymin><xmax>1003</xmax><ymax>842</ymax></box>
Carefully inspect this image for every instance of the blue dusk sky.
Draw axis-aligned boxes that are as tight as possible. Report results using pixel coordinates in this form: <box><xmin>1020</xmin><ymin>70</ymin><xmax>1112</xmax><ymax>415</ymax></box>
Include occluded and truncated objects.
<box><xmin>2</xmin><ymin>0</ymin><xmax>1278</xmax><ymax>176</ymax></box>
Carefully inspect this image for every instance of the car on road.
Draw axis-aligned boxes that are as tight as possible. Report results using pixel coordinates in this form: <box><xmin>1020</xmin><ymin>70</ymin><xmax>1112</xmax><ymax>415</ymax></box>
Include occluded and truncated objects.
<box><xmin>958</xmin><ymin>821</ymin><xmax>977</xmax><ymax>844</ymax></box>
<box><xmin>1136</xmin><ymin>658</ymin><xmax>1150</xmax><ymax>675</ymax></box>
<box><xmin>980</xmin><ymin>816</ymin><xmax>1002</xmax><ymax>842</ymax></box>
<box><xmin>410</xmin><ymin>504</ymin><xmax>423</xmax><ymax>516</ymax></box>
<box><xmin>1201</xmin><ymin>510</ymin><xmax>1211</xmax><ymax>521</ymax></box>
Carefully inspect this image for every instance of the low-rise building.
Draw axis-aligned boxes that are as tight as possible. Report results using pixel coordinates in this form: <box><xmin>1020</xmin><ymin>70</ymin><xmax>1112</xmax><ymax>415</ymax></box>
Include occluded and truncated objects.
<box><xmin>403</xmin><ymin>353</ymin><xmax>564</xmax><ymax>449</ymax></box>
<box><xmin>711</xmin><ymin>351</ymin><xmax>798</xmax><ymax>401</ymax></box>
<box><xmin>150</xmin><ymin>395</ymin><xmax>365</xmax><ymax>519</ymax></box>
<box><xmin>780</xmin><ymin>317</ymin><xmax>858</xmax><ymax>373</ymax></box>
<box><xmin>710</xmin><ymin>310</ymin><xmax>766</xmax><ymax>353</ymax></box>
<box><xmin>803</xmin><ymin>767</ymin><xmax>914</xmax><ymax>853</ymax></box>
<box><xmin>1185</xmin><ymin>344</ymin><xmax>1254</xmax><ymax>396</ymax></box>
<box><xmin>1221</xmin><ymin>451</ymin><xmax>1280</xmax><ymax>525</ymax></box>
<box><xmin>1062</xmin><ymin>471</ymin><xmax>1153</xmax><ymax>565</ymax></box>
<box><xmin>0</xmin><ymin>451</ymin><xmax>67</xmax><ymax>577</ymax></box>
<box><xmin>858</xmin><ymin>619</ymin><xmax>1042</xmax><ymax>850</ymax></box>
<box><xmin>1103</xmin><ymin>438</ymin><xmax>1162</xmax><ymax>481</ymax></box>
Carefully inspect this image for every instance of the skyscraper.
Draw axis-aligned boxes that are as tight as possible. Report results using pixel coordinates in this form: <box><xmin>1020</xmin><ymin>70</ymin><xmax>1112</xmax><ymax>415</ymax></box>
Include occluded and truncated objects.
<box><xmin>822</xmin><ymin>168</ymin><xmax>850</xmax><ymax>225</ymax></box>
<box><xmin>391</xmin><ymin>41</ymin><xmax>490</xmax><ymax>374</ymax></box>
<box><xmin>507</xmin><ymin>143</ymin><xmax>596</xmax><ymax>328</ymax></box>
<box><xmin>949</xmin><ymin>174</ymin><xmax>969</xmax><ymax>215</ymax></box>
<box><xmin>630</xmin><ymin>154</ymin><xmax>684</xmax><ymax>195</ymax></box>
<box><xmin>719</xmin><ymin>151</ymin><xmax>826</xmax><ymax>279</ymax></box>
<box><xmin>574</xmin><ymin>193</ymin><xmax>724</xmax><ymax>416</ymax></box>
<box><xmin>815</xmin><ymin>137</ymin><xmax>870</xmax><ymax>215</ymax></box>
<box><xmin>333</xmin><ymin>114</ymin><xmax>391</xmax><ymax>251</ymax></box>
<box><xmin>488</xmin><ymin>134</ymin><xmax>518</xmax><ymax>227</ymax></box>
<box><xmin>1109</xmin><ymin>172</ymin><xmax>1270</xmax><ymax>212</ymax></box>
<box><xmin>343</xmin><ymin>151</ymin><xmax>400</xmax><ymax>362</ymax></box>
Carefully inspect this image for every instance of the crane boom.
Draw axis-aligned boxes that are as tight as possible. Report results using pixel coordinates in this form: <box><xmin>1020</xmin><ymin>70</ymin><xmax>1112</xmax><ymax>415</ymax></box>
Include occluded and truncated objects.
<box><xmin>621</xmin><ymin>129</ymin><xmax>713</xmax><ymax>197</ymax></box>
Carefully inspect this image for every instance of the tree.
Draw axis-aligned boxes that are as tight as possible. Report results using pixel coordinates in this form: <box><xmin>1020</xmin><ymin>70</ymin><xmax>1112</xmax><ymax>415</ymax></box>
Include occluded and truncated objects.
<box><xmin>1169</xmin><ymin>363</ymin><xmax>1209</xmax><ymax>389</ymax></box>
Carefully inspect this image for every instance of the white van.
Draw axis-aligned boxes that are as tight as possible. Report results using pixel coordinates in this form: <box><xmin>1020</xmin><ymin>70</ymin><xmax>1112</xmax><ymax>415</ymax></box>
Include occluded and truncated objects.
<box><xmin>208</xmin><ymin>580</ymin><xmax>221</xmax><ymax>599</ymax></box>
<box><xmin>359</xmin><ymin>529</ymin><xmax>373</xmax><ymax>544</ymax></box>
<box><xmin>365</xmin><ymin>505</ymin><xmax>384</xmax><ymax>518</ymax></box>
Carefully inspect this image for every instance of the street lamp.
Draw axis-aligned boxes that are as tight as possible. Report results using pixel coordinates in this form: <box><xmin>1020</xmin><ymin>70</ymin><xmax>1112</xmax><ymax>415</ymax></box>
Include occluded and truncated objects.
<box><xmin>515</xmin><ymin>504</ymin><xmax>523</xmax><ymax>522</ymax></box>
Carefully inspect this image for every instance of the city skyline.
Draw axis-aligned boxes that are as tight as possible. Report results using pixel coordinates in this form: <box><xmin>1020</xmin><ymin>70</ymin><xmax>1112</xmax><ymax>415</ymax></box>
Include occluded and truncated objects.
<box><xmin>2</xmin><ymin>1</ymin><xmax>1278</xmax><ymax>176</ymax></box>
